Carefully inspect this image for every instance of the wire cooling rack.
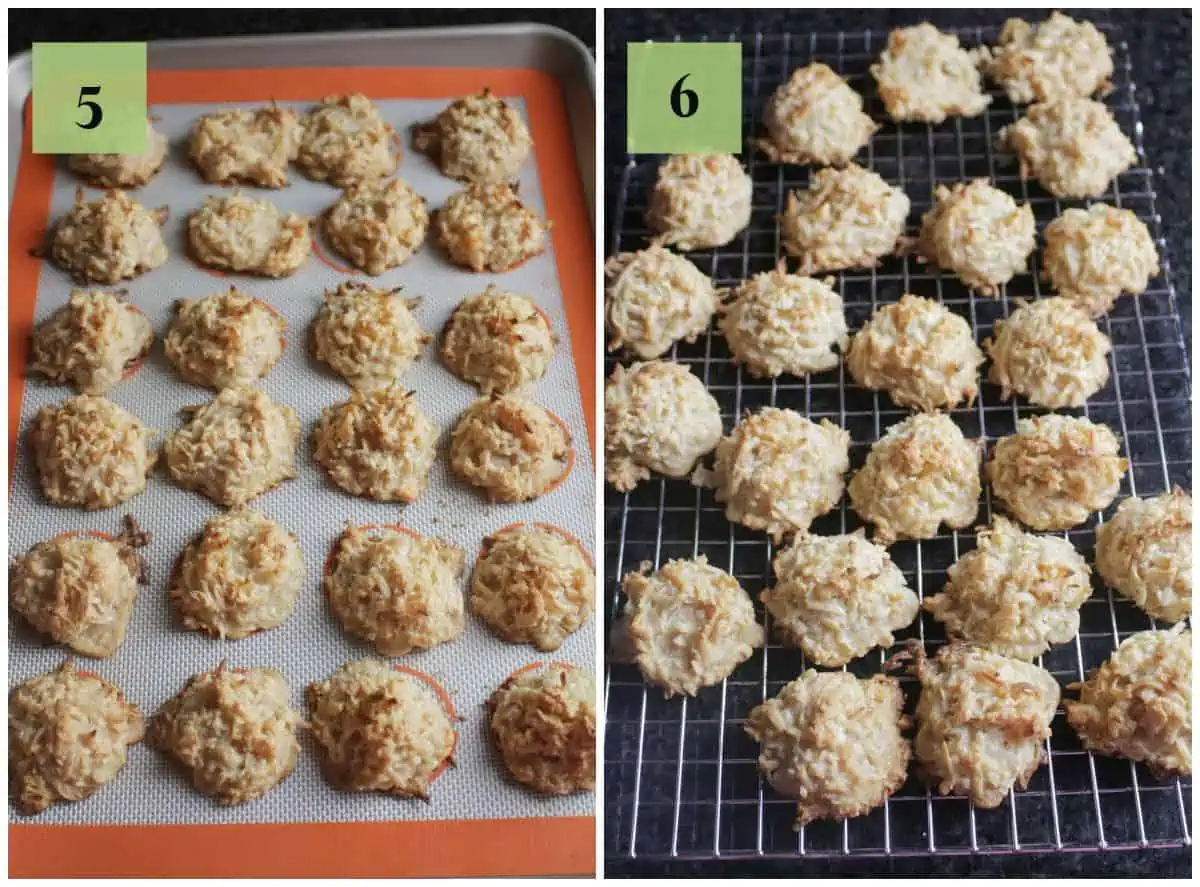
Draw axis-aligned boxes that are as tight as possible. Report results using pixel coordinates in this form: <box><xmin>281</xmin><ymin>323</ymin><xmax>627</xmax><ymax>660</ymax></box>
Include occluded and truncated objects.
<box><xmin>604</xmin><ymin>26</ymin><xmax>1192</xmax><ymax>863</ymax></box>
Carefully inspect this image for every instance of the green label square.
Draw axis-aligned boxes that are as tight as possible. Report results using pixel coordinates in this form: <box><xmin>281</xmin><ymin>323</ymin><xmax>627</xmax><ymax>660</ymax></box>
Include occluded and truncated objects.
<box><xmin>32</xmin><ymin>42</ymin><xmax>147</xmax><ymax>155</ymax></box>
<box><xmin>627</xmin><ymin>42</ymin><xmax>742</xmax><ymax>155</ymax></box>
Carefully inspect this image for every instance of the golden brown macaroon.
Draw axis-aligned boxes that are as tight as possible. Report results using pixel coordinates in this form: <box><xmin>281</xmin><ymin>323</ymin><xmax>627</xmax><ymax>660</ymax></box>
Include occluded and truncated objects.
<box><xmin>311</xmin><ymin>281</ymin><xmax>429</xmax><ymax>391</ymax></box>
<box><xmin>432</xmin><ymin>182</ymin><xmax>551</xmax><ymax>273</ymax></box>
<box><xmin>164</xmin><ymin>288</ymin><xmax>286</xmax><ymax>391</ymax></box>
<box><xmin>754</xmin><ymin>63</ymin><xmax>877</xmax><ymax>166</ymax></box>
<box><xmin>1095</xmin><ymin>489</ymin><xmax>1192</xmax><ymax>624</ymax></box>
<box><xmin>323</xmin><ymin>178</ymin><xmax>429</xmax><ymax>275</ymax></box>
<box><xmin>49</xmin><ymin>189</ymin><xmax>168</xmax><ymax>285</ymax></box>
<box><xmin>187</xmin><ymin>192</ymin><xmax>312</xmax><ymax>278</ymax></box>
<box><xmin>986</xmin><ymin>12</ymin><xmax>1113</xmax><ymax>104</ymax></box>
<box><xmin>1042</xmin><ymin>204</ymin><xmax>1160</xmax><ymax>316</ymax></box>
<box><xmin>296</xmin><ymin>93</ymin><xmax>397</xmax><ymax>187</ymax></box>
<box><xmin>412</xmin><ymin>88</ymin><xmax>533</xmax><ymax>183</ymax></box>
<box><xmin>70</xmin><ymin>120</ymin><xmax>169</xmax><ymax>188</ymax></box>
<box><xmin>30</xmin><ymin>289</ymin><xmax>153</xmax><ymax>395</ymax></box>
<box><xmin>189</xmin><ymin>105</ymin><xmax>303</xmax><ymax>188</ymax></box>
<box><xmin>442</xmin><ymin>286</ymin><xmax>557</xmax><ymax>394</ymax></box>
<box><xmin>604</xmin><ymin>245</ymin><xmax>718</xmax><ymax>359</ymax></box>
<box><xmin>645</xmin><ymin>153</ymin><xmax>752</xmax><ymax>251</ymax></box>
<box><xmin>871</xmin><ymin>24</ymin><xmax>991</xmax><ymax>124</ymax></box>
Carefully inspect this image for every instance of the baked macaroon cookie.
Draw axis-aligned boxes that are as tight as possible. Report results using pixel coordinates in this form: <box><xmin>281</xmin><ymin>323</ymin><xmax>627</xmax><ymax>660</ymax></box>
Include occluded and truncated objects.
<box><xmin>297</xmin><ymin>93</ymin><xmax>397</xmax><ymax>187</ymax></box>
<box><xmin>189</xmin><ymin>105</ymin><xmax>303</xmax><ymax>188</ymax></box>
<box><xmin>170</xmin><ymin>508</ymin><xmax>304</xmax><ymax>640</ymax></box>
<box><xmin>488</xmin><ymin>663</ymin><xmax>596</xmax><ymax>795</ymax></box>
<box><xmin>849</xmin><ymin>412</ymin><xmax>981</xmax><ymax>545</ymax></box>
<box><xmin>149</xmin><ymin>665</ymin><xmax>300</xmax><ymax>805</ymax></box>
<box><xmin>871</xmin><ymin>24</ymin><xmax>991</xmax><ymax>123</ymax></box>
<box><xmin>764</xmin><ymin>532</ymin><xmax>918</xmax><ymax>667</ymax></box>
<box><xmin>746</xmin><ymin>671</ymin><xmax>910</xmax><ymax>827</ymax></box>
<box><xmin>924</xmin><ymin>516</ymin><xmax>1092</xmax><ymax>660</ymax></box>
<box><xmin>621</xmin><ymin>556</ymin><xmax>763</xmax><ymax>697</ymax></box>
<box><xmin>847</xmin><ymin>294</ymin><xmax>983</xmax><ymax>412</ymax></box>
<box><xmin>311</xmin><ymin>281</ymin><xmax>429</xmax><ymax>391</ymax></box>
<box><xmin>69</xmin><ymin>120</ymin><xmax>169</xmax><ymax>188</ymax></box>
<box><xmin>604</xmin><ymin>245</ymin><xmax>717</xmax><ymax>359</ymax></box>
<box><xmin>1042</xmin><ymin>204</ymin><xmax>1160</xmax><ymax>316</ymax></box>
<box><xmin>49</xmin><ymin>189</ymin><xmax>168</xmax><ymax>285</ymax></box>
<box><xmin>646</xmin><ymin>153</ymin><xmax>752</xmax><ymax>251</ymax></box>
<box><xmin>604</xmin><ymin>360</ymin><xmax>722</xmax><ymax>493</ymax></box>
<box><xmin>312</xmin><ymin>387</ymin><xmax>437</xmax><ymax>503</ymax></box>
<box><xmin>449</xmin><ymin>394</ymin><xmax>571</xmax><ymax>503</ymax></box>
<box><xmin>470</xmin><ymin>526</ymin><xmax>594</xmax><ymax>651</ymax></box>
<box><xmin>323</xmin><ymin>178</ymin><xmax>429</xmax><ymax>275</ymax></box>
<box><xmin>412</xmin><ymin>89</ymin><xmax>533</xmax><ymax>183</ymax></box>
<box><xmin>164</xmin><ymin>386</ymin><xmax>300</xmax><ymax>507</ymax></box>
<box><xmin>187</xmin><ymin>192</ymin><xmax>312</xmax><ymax>278</ymax></box>
<box><xmin>164</xmin><ymin>287</ymin><xmax>286</xmax><ymax>390</ymax></box>
<box><xmin>754</xmin><ymin>63</ymin><xmax>877</xmax><ymax>166</ymax></box>
<box><xmin>987</xmin><ymin>414</ymin><xmax>1127</xmax><ymax>531</ymax></box>
<box><xmin>918</xmin><ymin>180</ymin><xmax>1036</xmax><ymax>295</ymax></box>
<box><xmin>31</xmin><ymin>395</ymin><xmax>157</xmax><ymax>509</ymax></box>
<box><xmin>30</xmin><ymin>289</ymin><xmax>153</xmax><ymax>395</ymax></box>
<box><xmin>307</xmin><ymin>658</ymin><xmax>456</xmax><ymax>799</ymax></box>
<box><xmin>986</xmin><ymin>297</ymin><xmax>1111</xmax><ymax>409</ymax></box>
<box><xmin>780</xmin><ymin>164</ymin><xmax>910</xmax><ymax>275</ymax></box>
<box><xmin>1001</xmin><ymin>99</ymin><xmax>1136</xmax><ymax>199</ymax></box>
<box><xmin>442</xmin><ymin>286</ymin><xmax>556</xmax><ymax>394</ymax></box>
<box><xmin>718</xmin><ymin>266</ymin><xmax>847</xmax><ymax>378</ymax></box>
<box><xmin>1095</xmin><ymin>488</ymin><xmax>1192</xmax><ymax>624</ymax></box>
<box><xmin>699</xmin><ymin>408</ymin><xmax>849</xmax><ymax>539</ymax></box>
<box><xmin>432</xmin><ymin>182</ymin><xmax>550</xmax><ymax>272</ymax></box>
<box><xmin>1065</xmin><ymin>626</ymin><xmax>1191</xmax><ymax>777</ymax></box>
<box><xmin>9</xmin><ymin>660</ymin><xmax>143</xmax><ymax>815</ymax></box>
<box><xmin>986</xmin><ymin>12</ymin><xmax>1113</xmax><ymax>104</ymax></box>
<box><xmin>10</xmin><ymin>516</ymin><xmax>149</xmax><ymax>658</ymax></box>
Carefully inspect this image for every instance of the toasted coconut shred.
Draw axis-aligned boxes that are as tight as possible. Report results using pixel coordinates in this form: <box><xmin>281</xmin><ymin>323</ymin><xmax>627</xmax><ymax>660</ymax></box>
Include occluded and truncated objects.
<box><xmin>50</xmin><ymin>189</ymin><xmax>168</xmax><ymax>285</ymax></box>
<box><xmin>433</xmin><ymin>182</ymin><xmax>550</xmax><ymax>272</ymax></box>
<box><xmin>872</xmin><ymin>24</ymin><xmax>991</xmax><ymax>123</ymax></box>
<box><xmin>780</xmin><ymin>164</ymin><xmax>911</xmax><ymax>275</ymax></box>
<box><xmin>441</xmin><ymin>286</ymin><xmax>556</xmax><ymax>394</ymax></box>
<box><xmin>449</xmin><ymin>395</ymin><xmax>571</xmax><ymax>503</ymax></box>
<box><xmin>1095</xmin><ymin>488</ymin><xmax>1192</xmax><ymax>624</ymax></box>
<box><xmin>311</xmin><ymin>281</ymin><xmax>430</xmax><ymax>391</ymax></box>
<box><xmin>986</xmin><ymin>12</ymin><xmax>1113</xmax><ymax>104</ymax></box>
<box><xmin>70</xmin><ymin>120</ymin><xmax>168</xmax><ymax>188</ymax></box>
<box><xmin>165</xmin><ymin>288</ymin><xmax>286</xmax><ymax>390</ymax></box>
<box><xmin>754</xmin><ymin>63</ymin><xmax>877</xmax><ymax>166</ymax></box>
<box><xmin>9</xmin><ymin>660</ymin><xmax>144</xmax><ymax>815</ymax></box>
<box><xmin>149</xmin><ymin>665</ymin><xmax>300</xmax><ymax>805</ymax></box>
<box><xmin>187</xmin><ymin>192</ymin><xmax>312</xmax><ymax>278</ymax></box>
<box><xmin>307</xmin><ymin>658</ymin><xmax>456</xmax><ymax>798</ymax></box>
<box><xmin>189</xmin><ymin>106</ymin><xmax>302</xmax><ymax>188</ymax></box>
<box><xmin>1042</xmin><ymin>204</ymin><xmax>1160</xmax><ymax>316</ymax></box>
<box><xmin>746</xmin><ymin>671</ymin><xmax>910</xmax><ymax>828</ymax></box>
<box><xmin>604</xmin><ymin>245</ymin><xmax>717</xmax><ymax>359</ymax></box>
<box><xmin>324</xmin><ymin>178</ymin><xmax>429</xmax><ymax>275</ymax></box>
<box><xmin>296</xmin><ymin>93</ymin><xmax>397</xmax><ymax>187</ymax></box>
<box><xmin>645</xmin><ymin>153</ymin><xmax>753</xmax><ymax>251</ymax></box>
<box><xmin>412</xmin><ymin>89</ymin><xmax>533</xmax><ymax>184</ymax></box>
<box><xmin>31</xmin><ymin>289</ymin><xmax>153</xmax><ymax>395</ymax></box>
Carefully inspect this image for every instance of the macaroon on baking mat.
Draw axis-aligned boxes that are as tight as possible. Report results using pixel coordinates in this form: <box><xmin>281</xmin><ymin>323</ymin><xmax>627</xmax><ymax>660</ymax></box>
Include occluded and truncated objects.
<box><xmin>8</xmin><ymin>66</ymin><xmax>595</xmax><ymax>878</ymax></box>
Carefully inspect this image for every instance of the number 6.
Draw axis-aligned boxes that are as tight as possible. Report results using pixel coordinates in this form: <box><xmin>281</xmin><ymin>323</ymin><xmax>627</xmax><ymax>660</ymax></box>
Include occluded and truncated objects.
<box><xmin>670</xmin><ymin>74</ymin><xmax>698</xmax><ymax>118</ymax></box>
<box><xmin>76</xmin><ymin>86</ymin><xmax>103</xmax><ymax>130</ymax></box>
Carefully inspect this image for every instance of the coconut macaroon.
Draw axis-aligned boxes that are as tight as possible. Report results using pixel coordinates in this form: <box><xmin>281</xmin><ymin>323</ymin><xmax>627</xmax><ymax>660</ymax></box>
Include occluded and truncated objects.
<box><xmin>718</xmin><ymin>267</ymin><xmax>848</xmax><ymax>378</ymax></box>
<box><xmin>412</xmin><ymin>88</ymin><xmax>533</xmax><ymax>184</ymax></box>
<box><xmin>779</xmin><ymin>165</ymin><xmax>911</xmax><ymax>276</ymax></box>
<box><xmin>987</xmin><ymin>414</ymin><xmax>1127</xmax><ymax>531</ymax></box>
<box><xmin>323</xmin><ymin>178</ymin><xmax>429</xmax><ymax>276</ymax></box>
<box><xmin>924</xmin><ymin>516</ymin><xmax>1092</xmax><ymax>661</ymax></box>
<box><xmin>170</xmin><ymin>508</ymin><xmax>304</xmax><ymax>640</ymax></box>
<box><xmin>1095</xmin><ymin>489</ymin><xmax>1192</xmax><ymax>624</ymax></box>
<box><xmin>449</xmin><ymin>394</ymin><xmax>571</xmax><ymax>503</ymax></box>
<box><xmin>604</xmin><ymin>245</ymin><xmax>717</xmax><ymax>359</ymax></box>
<box><xmin>986</xmin><ymin>297</ymin><xmax>1111</xmax><ymax>409</ymax></box>
<box><xmin>149</xmin><ymin>665</ymin><xmax>300</xmax><ymax>805</ymax></box>
<box><xmin>164</xmin><ymin>288</ymin><xmax>286</xmax><ymax>390</ymax></box>
<box><xmin>1001</xmin><ymin>99</ymin><xmax>1137</xmax><ymax>200</ymax></box>
<box><xmin>1042</xmin><ymin>204</ymin><xmax>1160</xmax><ymax>316</ymax></box>
<box><xmin>312</xmin><ymin>387</ymin><xmax>437</xmax><ymax>503</ymax></box>
<box><xmin>187</xmin><ymin>192</ymin><xmax>312</xmax><ymax>278</ymax></box>
<box><xmin>9</xmin><ymin>661</ymin><xmax>144</xmax><ymax>815</ymax></box>
<box><xmin>621</xmin><ymin>556</ymin><xmax>763</xmax><ymax>697</ymax></box>
<box><xmin>986</xmin><ymin>12</ymin><xmax>1113</xmax><ymax>104</ymax></box>
<box><xmin>189</xmin><ymin>105</ymin><xmax>303</xmax><ymax>188</ymax></box>
<box><xmin>164</xmin><ymin>386</ymin><xmax>299</xmax><ymax>508</ymax></box>
<box><xmin>311</xmin><ymin>281</ymin><xmax>429</xmax><ymax>391</ymax></box>
<box><xmin>849</xmin><ymin>412</ymin><xmax>980</xmax><ymax>545</ymax></box>
<box><xmin>699</xmin><ymin>408</ymin><xmax>849</xmax><ymax>539</ymax></box>
<box><xmin>296</xmin><ymin>93</ymin><xmax>397</xmax><ymax>187</ymax></box>
<box><xmin>871</xmin><ymin>24</ymin><xmax>991</xmax><ymax>124</ymax></box>
<box><xmin>10</xmin><ymin>516</ymin><xmax>149</xmax><ymax>658</ymax></box>
<box><xmin>30</xmin><ymin>289</ymin><xmax>153</xmax><ymax>395</ymax></box>
<box><xmin>604</xmin><ymin>360</ymin><xmax>722</xmax><ymax>493</ymax></box>
<box><xmin>432</xmin><ymin>182</ymin><xmax>550</xmax><ymax>273</ymax></box>
<box><xmin>746</xmin><ymin>671</ymin><xmax>910</xmax><ymax>828</ymax></box>
<box><xmin>918</xmin><ymin>180</ymin><xmax>1036</xmax><ymax>295</ymax></box>
<box><xmin>70</xmin><ymin>120</ymin><xmax>169</xmax><ymax>189</ymax></box>
<box><xmin>754</xmin><ymin>63</ymin><xmax>877</xmax><ymax>166</ymax></box>
<box><xmin>645</xmin><ymin>153</ymin><xmax>753</xmax><ymax>251</ymax></box>
<box><xmin>847</xmin><ymin>294</ymin><xmax>983</xmax><ymax>412</ymax></box>
<box><xmin>470</xmin><ymin>526</ymin><xmax>594</xmax><ymax>651</ymax></box>
<box><xmin>307</xmin><ymin>658</ymin><xmax>456</xmax><ymax>799</ymax></box>
<box><xmin>1065</xmin><ymin>626</ymin><xmax>1191</xmax><ymax>777</ymax></box>
<box><xmin>31</xmin><ymin>395</ymin><xmax>157</xmax><ymax>510</ymax></box>
<box><xmin>49</xmin><ymin>189</ymin><xmax>168</xmax><ymax>285</ymax></box>
<box><xmin>442</xmin><ymin>286</ymin><xmax>557</xmax><ymax>394</ymax></box>
<box><xmin>764</xmin><ymin>532</ymin><xmax>919</xmax><ymax>667</ymax></box>
<box><xmin>488</xmin><ymin>663</ymin><xmax>596</xmax><ymax>795</ymax></box>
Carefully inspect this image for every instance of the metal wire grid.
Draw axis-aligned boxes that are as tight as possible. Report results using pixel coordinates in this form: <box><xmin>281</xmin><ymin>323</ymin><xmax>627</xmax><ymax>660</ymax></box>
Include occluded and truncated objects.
<box><xmin>604</xmin><ymin>26</ymin><xmax>1192</xmax><ymax>863</ymax></box>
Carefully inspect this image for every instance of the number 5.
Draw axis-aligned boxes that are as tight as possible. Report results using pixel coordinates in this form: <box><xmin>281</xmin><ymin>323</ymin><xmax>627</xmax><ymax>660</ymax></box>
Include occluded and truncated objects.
<box><xmin>76</xmin><ymin>86</ymin><xmax>103</xmax><ymax>130</ymax></box>
<box><xmin>670</xmin><ymin>74</ymin><xmax>698</xmax><ymax>118</ymax></box>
